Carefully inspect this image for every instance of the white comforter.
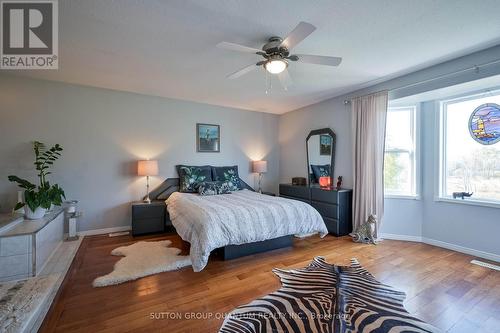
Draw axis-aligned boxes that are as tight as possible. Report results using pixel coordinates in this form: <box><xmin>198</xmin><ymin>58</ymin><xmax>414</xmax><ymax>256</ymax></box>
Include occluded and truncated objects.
<box><xmin>166</xmin><ymin>189</ymin><xmax>328</xmax><ymax>271</ymax></box>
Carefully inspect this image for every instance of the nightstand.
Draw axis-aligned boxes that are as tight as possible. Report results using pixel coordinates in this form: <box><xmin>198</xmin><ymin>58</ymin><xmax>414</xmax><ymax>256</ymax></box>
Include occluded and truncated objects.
<box><xmin>131</xmin><ymin>201</ymin><xmax>166</xmax><ymax>236</ymax></box>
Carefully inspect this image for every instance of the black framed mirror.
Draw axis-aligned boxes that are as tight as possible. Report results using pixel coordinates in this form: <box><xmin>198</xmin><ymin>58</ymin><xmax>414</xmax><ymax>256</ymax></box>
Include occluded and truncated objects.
<box><xmin>306</xmin><ymin>128</ymin><xmax>336</xmax><ymax>187</ymax></box>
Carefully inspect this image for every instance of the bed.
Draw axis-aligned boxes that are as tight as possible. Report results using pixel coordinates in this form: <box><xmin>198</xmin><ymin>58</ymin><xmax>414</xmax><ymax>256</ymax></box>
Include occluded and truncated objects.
<box><xmin>149</xmin><ymin>178</ymin><xmax>328</xmax><ymax>272</ymax></box>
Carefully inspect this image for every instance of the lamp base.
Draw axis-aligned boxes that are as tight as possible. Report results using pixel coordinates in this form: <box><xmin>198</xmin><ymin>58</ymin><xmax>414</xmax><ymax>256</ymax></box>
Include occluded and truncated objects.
<box><xmin>257</xmin><ymin>173</ymin><xmax>263</xmax><ymax>193</ymax></box>
<box><xmin>144</xmin><ymin>176</ymin><xmax>151</xmax><ymax>203</ymax></box>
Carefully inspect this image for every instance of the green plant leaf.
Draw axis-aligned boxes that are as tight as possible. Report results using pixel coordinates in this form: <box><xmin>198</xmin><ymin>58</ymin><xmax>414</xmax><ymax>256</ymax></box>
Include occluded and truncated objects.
<box><xmin>10</xmin><ymin>141</ymin><xmax>65</xmax><ymax>211</ymax></box>
<box><xmin>14</xmin><ymin>202</ymin><xmax>25</xmax><ymax>210</ymax></box>
<box><xmin>8</xmin><ymin>176</ymin><xmax>36</xmax><ymax>190</ymax></box>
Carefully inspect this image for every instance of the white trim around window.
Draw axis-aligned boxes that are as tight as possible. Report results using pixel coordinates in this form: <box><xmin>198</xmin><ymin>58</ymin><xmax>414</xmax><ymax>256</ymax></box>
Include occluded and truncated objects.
<box><xmin>384</xmin><ymin>105</ymin><xmax>421</xmax><ymax>199</ymax></box>
<box><xmin>436</xmin><ymin>90</ymin><xmax>500</xmax><ymax>209</ymax></box>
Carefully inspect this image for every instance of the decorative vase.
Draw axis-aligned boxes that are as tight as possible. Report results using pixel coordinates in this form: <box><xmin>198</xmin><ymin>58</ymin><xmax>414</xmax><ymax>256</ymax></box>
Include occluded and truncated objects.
<box><xmin>15</xmin><ymin>190</ymin><xmax>24</xmax><ymax>214</ymax></box>
<box><xmin>24</xmin><ymin>206</ymin><xmax>47</xmax><ymax>220</ymax></box>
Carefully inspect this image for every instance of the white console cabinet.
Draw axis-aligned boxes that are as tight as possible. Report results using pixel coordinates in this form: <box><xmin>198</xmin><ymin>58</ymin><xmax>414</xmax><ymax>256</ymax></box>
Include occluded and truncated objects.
<box><xmin>0</xmin><ymin>209</ymin><xmax>64</xmax><ymax>282</ymax></box>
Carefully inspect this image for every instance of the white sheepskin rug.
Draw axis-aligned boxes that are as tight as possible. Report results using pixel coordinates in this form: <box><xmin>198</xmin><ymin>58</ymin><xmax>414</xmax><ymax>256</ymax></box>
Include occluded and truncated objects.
<box><xmin>92</xmin><ymin>240</ymin><xmax>191</xmax><ymax>287</ymax></box>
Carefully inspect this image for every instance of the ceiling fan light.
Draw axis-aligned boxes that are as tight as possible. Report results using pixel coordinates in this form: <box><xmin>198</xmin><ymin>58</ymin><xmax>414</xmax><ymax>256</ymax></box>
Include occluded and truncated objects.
<box><xmin>265</xmin><ymin>59</ymin><xmax>287</xmax><ymax>74</ymax></box>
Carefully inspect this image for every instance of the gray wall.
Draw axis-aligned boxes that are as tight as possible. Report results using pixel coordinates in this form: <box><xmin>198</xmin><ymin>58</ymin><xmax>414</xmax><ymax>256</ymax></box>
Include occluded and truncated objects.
<box><xmin>279</xmin><ymin>97</ymin><xmax>352</xmax><ymax>186</ymax></box>
<box><xmin>279</xmin><ymin>45</ymin><xmax>500</xmax><ymax>256</ymax></box>
<box><xmin>0</xmin><ymin>75</ymin><xmax>280</xmax><ymax>232</ymax></box>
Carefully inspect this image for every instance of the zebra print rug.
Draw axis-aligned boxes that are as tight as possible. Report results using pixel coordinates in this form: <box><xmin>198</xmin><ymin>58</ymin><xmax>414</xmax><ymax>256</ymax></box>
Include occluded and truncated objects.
<box><xmin>219</xmin><ymin>257</ymin><xmax>439</xmax><ymax>333</ymax></box>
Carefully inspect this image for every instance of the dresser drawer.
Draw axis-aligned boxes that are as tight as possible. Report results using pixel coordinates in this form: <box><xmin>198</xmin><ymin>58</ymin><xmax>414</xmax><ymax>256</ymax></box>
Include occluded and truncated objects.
<box><xmin>311</xmin><ymin>188</ymin><xmax>338</xmax><ymax>204</ymax></box>
<box><xmin>0</xmin><ymin>235</ymin><xmax>30</xmax><ymax>257</ymax></box>
<box><xmin>280</xmin><ymin>195</ymin><xmax>310</xmax><ymax>204</ymax></box>
<box><xmin>311</xmin><ymin>201</ymin><xmax>338</xmax><ymax>219</ymax></box>
<box><xmin>132</xmin><ymin>205</ymin><xmax>165</xmax><ymax>219</ymax></box>
<box><xmin>322</xmin><ymin>217</ymin><xmax>339</xmax><ymax>235</ymax></box>
<box><xmin>279</xmin><ymin>184</ymin><xmax>309</xmax><ymax>200</ymax></box>
<box><xmin>132</xmin><ymin>218</ymin><xmax>165</xmax><ymax>236</ymax></box>
<box><xmin>0</xmin><ymin>254</ymin><xmax>31</xmax><ymax>279</ymax></box>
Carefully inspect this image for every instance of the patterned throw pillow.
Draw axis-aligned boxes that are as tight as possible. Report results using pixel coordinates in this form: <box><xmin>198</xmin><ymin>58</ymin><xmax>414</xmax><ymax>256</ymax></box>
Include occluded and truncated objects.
<box><xmin>176</xmin><ymin>165</ymin><xmax>212</xmax><ymax>193</ymax></box>
<box><xmin>311</xmin><ymin>164</ymin><xmax>331</xmax><ymax>183</ymax></box>
<box><xmin>211</xmin><ymin>166</ymin><xmax>241</xmax><ymax>191</ymax></box>
<box><xmin>197</xmin><ymin>181</ymin><xmax>232</xmax><ymax>196</ymax></box>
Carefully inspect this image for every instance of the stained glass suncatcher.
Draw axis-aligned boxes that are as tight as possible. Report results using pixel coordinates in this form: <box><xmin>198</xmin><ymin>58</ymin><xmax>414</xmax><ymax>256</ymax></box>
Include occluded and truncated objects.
<box><xmin>468</xmin><ymin>103</ymin><xmax>500</xmax><ymax>145</ymax></box>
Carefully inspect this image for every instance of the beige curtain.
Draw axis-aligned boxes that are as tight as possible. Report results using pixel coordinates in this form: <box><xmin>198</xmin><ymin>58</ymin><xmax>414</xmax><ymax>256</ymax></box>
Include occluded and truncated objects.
<box><xmin>351</xmin><ymin>91</ymin><xmax>388</xmax><ymax>238</ymax></box>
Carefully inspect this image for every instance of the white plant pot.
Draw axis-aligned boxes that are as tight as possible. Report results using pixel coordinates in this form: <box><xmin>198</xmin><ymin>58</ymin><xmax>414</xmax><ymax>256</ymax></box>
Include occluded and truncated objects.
<box><xmin>24</xmin><ymin>206</ymin><xmax>47</xmax><ymax>220</ymax></box>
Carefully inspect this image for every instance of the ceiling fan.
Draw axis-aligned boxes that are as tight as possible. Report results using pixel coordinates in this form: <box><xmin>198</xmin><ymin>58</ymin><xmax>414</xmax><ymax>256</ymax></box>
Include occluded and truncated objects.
<box><xmin>216</xmin><ymin>22</ymin><xmax>342</xmax><ymax>89</ymax></box>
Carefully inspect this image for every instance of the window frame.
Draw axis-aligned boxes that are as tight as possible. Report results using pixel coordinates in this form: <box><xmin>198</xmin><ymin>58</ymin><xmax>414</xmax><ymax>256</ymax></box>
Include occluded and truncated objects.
<box><xmin>436</xmin><ymin>91</ymin><xmax>500</xmax><ymax>208</ymax></box>
<box><xmin>384</xmin><ymin>105</ymin><xmax>421</xmax><ymax>200</ymax></box>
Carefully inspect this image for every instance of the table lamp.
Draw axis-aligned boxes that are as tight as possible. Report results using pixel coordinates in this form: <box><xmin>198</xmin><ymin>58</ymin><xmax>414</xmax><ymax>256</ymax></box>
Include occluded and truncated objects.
<box><xmin>138</xmin><ymin>160</ymin><xmax>158</xmax><ymax>203</ymax></box>
<box><xmin>252</xmin><ymin>160</ymin><xmax>267</xmax><ymax>193</ymax></box>
<box><xmin>319</xmin><ymin>176</ymin><xmax>331</xmax><ymax>188</ymax></box>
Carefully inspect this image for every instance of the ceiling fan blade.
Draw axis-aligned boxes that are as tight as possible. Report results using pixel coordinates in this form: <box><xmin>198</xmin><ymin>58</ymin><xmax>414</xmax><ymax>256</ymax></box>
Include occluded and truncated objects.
<box><xmin>227</xmin><ymin>63</ymin><xmax>259</xmax><ymax>79</ymax></box>
<box><xmin>278</xmin><ymin>69</ymin><xmax>293</xmax><ymax>90</ymax></box>
<box><xmin>217</xmin><ymin>42</ymin><xmax>262</xmax><ymax>54</ymax></box>
<box><xmin>280</xmin><ymin>22</ymin><xmax>316</xmax><ymax>50</ymax></box>
<box><xmin>295</xmin><ymin>54</ymin><xmax>342</xmax><ymax>66</ymax></box>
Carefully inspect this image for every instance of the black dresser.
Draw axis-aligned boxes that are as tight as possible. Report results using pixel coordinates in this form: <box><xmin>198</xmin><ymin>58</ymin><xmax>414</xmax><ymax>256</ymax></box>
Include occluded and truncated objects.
<box><xmin>279</xmin><ymin>184</ymin><xmax>353</xmax><ymax>236</ymax></box>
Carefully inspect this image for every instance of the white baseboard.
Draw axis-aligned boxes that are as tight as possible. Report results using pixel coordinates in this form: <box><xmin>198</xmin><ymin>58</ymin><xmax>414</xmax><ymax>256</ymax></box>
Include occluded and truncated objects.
<box><xmin>77</xmin><ymin>226</ymin><xmax>131</xmax><ymax>237</ymax></box>
<box><xmin>422</xmin><ymin>237</ymin><xmax>500</xmax><ymax>263</ymax></box>
<box><xmin>380</xmin><ymin>233</ymin><xmax>422</xmax><ymax>242</ymax></box>
<box><xmin>380</xmin><ymin>233</ymin><xmax>499</xmax><ymax>263</ymax></box>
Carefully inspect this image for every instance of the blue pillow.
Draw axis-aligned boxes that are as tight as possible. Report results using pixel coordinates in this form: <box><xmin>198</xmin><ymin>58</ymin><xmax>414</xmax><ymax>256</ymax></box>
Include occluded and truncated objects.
<box><xmin>310</xmin><ymin>164</ymin><xmax>331</xmax><ymax>183</ymax></box>
<box><xmin>211</xmin><ymin>166</ymin><xmax>241</xmax><ymax>191</ymax></box>
<box><xmin>176</xmin><ymin>165</ymin><xmax>212</xmax><ymax>193</ymax></box>
<box><xmin>197</xmin><ymin>181</ymin><xmax>232</xmax><ymax>196</ymax></box>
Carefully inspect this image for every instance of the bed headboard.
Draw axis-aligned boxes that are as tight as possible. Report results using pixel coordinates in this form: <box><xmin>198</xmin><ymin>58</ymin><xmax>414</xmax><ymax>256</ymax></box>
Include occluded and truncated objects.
<box><xmin>146</xmin><ymin>177</ymin><xmax>255</xmax><ymax>201</ymax></box>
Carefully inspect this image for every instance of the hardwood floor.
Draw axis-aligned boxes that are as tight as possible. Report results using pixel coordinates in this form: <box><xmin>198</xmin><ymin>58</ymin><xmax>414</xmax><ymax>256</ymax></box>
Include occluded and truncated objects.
<box><xmin>40</xmin><ymin>233</ymin><xmax>500</xmax><ymax>333</ymax></box>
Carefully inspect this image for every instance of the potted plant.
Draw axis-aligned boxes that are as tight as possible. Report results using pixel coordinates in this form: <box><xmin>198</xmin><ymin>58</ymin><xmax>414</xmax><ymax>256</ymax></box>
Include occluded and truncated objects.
<box><xmin>8</xmin><ymin>141</ymin><xmax>65</xmax><ymax>220</ymax></box>
<box><xmin>48</xmin><ymin>184</ymin><xmax>66</xmax><ymax>208</ymax></box>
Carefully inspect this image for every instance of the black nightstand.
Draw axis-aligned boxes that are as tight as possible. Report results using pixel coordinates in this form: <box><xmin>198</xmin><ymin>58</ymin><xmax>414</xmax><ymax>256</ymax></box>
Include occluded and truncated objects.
<box><xmin>131</xmin><ymin>201</ymin><xmax>166</xmax><ymax>236</ymax></box>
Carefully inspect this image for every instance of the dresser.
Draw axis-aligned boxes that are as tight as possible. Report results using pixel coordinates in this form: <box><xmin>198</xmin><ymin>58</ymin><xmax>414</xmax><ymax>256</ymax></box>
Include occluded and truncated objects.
<box><xmin>0</xmin><ymin>208</ymin><xmax>64</xmax><ymax>282</ymax></box>
<box><xmin>279</xmin><ymin>184</ymin><xmax>353</xmax><ymax>236</ymax></box>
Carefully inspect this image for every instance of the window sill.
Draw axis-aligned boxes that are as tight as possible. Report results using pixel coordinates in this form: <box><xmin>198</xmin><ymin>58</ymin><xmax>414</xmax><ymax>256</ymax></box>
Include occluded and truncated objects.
<box><xmin>385</xmin><ymin>194</ymin><xmax>420</xmax><ymax>200</ymax></box>
<box><xmin>434</xmin><ymin>197</ymin><xmax>500</xmax><ymax>209</ymax></box>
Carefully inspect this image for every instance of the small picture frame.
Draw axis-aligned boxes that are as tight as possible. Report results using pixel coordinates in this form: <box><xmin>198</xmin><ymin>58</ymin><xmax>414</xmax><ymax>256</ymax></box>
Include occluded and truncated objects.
<box><xmin>197</xmin><ymin>123</ymin><xmax>220</xmax><ymax>152</ymax></box>
<box><xmin>319</xmin><ymin>134</ymin><xmax>332</xmax><ymax>155</ymax></box>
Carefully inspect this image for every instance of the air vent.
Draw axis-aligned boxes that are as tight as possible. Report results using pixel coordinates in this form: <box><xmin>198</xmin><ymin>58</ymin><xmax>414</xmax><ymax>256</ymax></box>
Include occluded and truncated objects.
<box><xmin>108</xmin><ymin>231</ymin><xmax>130</xmax><ymax>237</ymax></box>
<box><xmin>471</xmin><ymin>259</ymin><xmax>500</xmax><ymax>271</ymax></box>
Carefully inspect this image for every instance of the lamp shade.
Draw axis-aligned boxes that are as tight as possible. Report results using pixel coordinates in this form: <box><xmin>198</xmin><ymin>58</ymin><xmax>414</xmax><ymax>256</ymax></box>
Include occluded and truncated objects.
<box><xmin>252</xmin><ymin>160</ymin><xmax>267</xmax><ymax>173</ymax></box>
<box><xmin>137</xmin><ymin>160</ymin><xmax>158</xmax><ymax>176</ymax></box>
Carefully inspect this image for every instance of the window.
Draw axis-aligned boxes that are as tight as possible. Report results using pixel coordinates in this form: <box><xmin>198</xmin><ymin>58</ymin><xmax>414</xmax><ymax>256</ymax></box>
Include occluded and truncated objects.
<box><xmin>384</xmin><ymin>106</ymin><xmax>418</xmax><ymax>197</ymax></box>
<box><xmin>439</xmin><ymin>90</ymin><xmax>500</xmax><ymax>204</ymax></box>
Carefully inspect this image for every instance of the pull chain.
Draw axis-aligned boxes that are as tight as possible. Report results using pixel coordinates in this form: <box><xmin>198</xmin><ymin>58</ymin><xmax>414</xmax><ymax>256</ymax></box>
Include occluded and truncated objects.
<box><xmin>265</xmin><ymin>70</ymin><xmax>272</xmax><ymax>95</ymax></box>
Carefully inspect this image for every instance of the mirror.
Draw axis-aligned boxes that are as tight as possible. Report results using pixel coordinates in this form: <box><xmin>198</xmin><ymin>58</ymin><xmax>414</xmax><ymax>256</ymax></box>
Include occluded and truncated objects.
<box><xmin>306</xmin><ymin>128</ymin><xmax>336</xmax><ymax>187</ymax></box>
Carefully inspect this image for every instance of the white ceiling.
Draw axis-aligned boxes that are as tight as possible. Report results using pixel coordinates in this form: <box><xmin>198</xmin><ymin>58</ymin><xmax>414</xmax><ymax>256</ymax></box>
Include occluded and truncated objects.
<box><xmin>9</xmin><ymin>0</ymin><xmax>500</xmax><ymax>114</ymax></box>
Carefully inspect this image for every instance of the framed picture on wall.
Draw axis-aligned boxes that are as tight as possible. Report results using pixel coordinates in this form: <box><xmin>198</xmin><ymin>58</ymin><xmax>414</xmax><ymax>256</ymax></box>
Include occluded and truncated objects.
<box><xmin>319</xmin><ymin>134</ymin><xmax>332</xmax><ymax>155</ymax></box>
<box><xmin>197</xmin><ymin>123</ymin><xmax>220</xmax><ymax>152</ymax></box>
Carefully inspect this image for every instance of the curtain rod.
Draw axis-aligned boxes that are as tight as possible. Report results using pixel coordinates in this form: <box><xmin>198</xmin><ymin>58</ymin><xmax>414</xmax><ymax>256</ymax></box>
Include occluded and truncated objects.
<box><xmin>343</xmin><ymin>58</ymin><xmax>500</xmax><ymax>105</ymax></box>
